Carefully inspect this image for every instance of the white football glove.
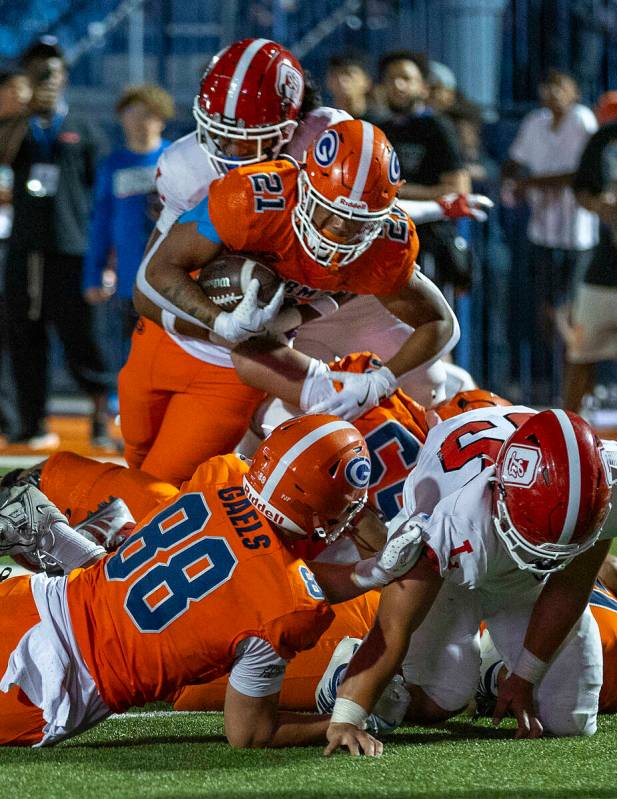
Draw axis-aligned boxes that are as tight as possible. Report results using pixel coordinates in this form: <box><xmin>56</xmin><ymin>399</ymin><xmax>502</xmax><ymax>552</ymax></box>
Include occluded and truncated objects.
<box><xmin>212</xmin><ymin>279</ymin><xmax>285</xmax><ymax>344</ymax></box>
<box><xmin>437</xmin><ymin>193</ymin><xmax>494</xmax><ymax>222</ymax></box>
<box><xmin>309</xmin><ymin>366</ymin><xmax>398</xmax><ymax>421</ymax></box>
<box><xmin>299</xmin><ymin>359</ymin><xmax>337</xmax><ymax>411</ymax></box>
<box><xmin>351</xmin><ymin>517</ymin><xmax>425</xmax><ymax>589</ymax></box>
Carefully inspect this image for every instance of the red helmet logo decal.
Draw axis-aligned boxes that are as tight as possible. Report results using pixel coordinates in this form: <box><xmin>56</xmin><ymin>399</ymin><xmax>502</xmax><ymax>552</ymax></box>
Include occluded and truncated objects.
<box><xmin>277</xmin><ymin>62</ymin><xmax>304</xmax><ymax>106</ymax></box>
<box><xmin>502</xmin><ymin>445</ymin><xmax>541</xmax><ymax>487</ymax></box>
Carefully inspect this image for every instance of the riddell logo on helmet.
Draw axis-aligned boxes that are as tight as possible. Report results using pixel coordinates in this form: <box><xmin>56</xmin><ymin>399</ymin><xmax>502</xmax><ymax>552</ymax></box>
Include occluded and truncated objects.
<box><xmin>244</xmin><ymin>480</ymin><xmax>286</xmax><ymax>525</ymax></box>
<box><xmin>276</xmin><ymin>63</ymin><xmax>303</xmax><ymax>106</ymax></box>
<box><xmin>502</xmin><ymin>445</ymin><xmax>541</xmax><ymax>487</ymax></box>
<box><xmin>334</xmin><ymin>197</ymin><xmax>368</xmax><ymax>212</ymax></box>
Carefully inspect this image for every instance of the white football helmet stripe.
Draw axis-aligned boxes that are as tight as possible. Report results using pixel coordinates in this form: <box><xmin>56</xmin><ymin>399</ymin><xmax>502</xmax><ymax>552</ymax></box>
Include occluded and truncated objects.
<box><xmin>349</xmin><ymin>121</ymin><xmax>374</xmax><ymax>202</ymax></box>
<box><xmin>261</xmin><ymin>419</ymin><xmax>353</xmax><ymax>502</ymax></box>
<box><xmin>552</xmin><ymin>409</ymin><xmax>582</xmax><ymax>545</ymax></box>
<box><xmin>224</xmin><ymin>38</ymin><xmax>272</xmax><ymax>119</ymax></box>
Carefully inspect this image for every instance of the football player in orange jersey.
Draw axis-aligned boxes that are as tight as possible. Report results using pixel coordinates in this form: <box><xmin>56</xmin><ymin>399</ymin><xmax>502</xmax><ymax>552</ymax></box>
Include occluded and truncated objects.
<box><xmin>127</xmin><ymin>118</ymin><xmax>459</xmax><ymax>484</ymax></box>
<box><xmin>0</xmin><ymin>415</ymin><xmax>391</xmax><ymax>753</ymax></box>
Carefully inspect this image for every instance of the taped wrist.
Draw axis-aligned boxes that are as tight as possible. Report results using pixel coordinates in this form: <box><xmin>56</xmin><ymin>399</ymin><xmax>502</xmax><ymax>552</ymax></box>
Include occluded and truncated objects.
<box><xmin>513</xmin><ymin>648</ymin><xmax>548</xmax><ymax>684</ymax></box>
<box><xmin>330</xmin><ymin>697</ymin><xmax>368</xmax><ymax>729</ymax></box>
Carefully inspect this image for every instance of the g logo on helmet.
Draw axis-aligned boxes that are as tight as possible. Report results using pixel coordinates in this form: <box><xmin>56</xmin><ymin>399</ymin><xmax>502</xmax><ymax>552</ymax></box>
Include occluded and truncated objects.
<box><xmin>314</xmin><ymin>130</ymin><xmax>339</xmax><ymax>168</ymax></box>
<box><xmin>345</xmin><ymin>456</ymin><xmax>371</xmax><ymax>489</ymax></box>
<box><xmin>501</xmin><ymin>445</ymin><xmax>541</xmax><ymax>487</ymax></box>
<box><xmin>388</xmin><ymin>151</ymin><xmax>401</xmax><ymax>185</ymax></box>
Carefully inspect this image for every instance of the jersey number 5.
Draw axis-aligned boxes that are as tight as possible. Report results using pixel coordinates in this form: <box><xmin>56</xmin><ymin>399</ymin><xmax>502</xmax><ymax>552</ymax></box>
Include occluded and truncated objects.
<box><xmin>105</xmin><ymin>493</ymin><xmax>238</xmax><ymax>632</ymax></box>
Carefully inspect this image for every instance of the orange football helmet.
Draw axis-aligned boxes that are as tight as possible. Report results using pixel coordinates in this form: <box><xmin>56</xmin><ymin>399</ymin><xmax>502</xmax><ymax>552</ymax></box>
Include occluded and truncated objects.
<box><xmin>433</xmin><ymin>389</ymin><xmax>512</xmax><ymax>421</ymax></box>
<box><xmin>244</xmin><ymin>414</ymin><xmax>370</xmax><ymax>540</ymax></box>
<box><xmin>292</xmin><ymin>119</ymin><xmax>402</xmax><ymax>267</ymax></box>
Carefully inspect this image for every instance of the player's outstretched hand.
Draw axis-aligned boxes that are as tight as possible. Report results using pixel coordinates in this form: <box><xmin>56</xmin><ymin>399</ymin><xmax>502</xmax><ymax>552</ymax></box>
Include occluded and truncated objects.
<box><xmin>324</xmin><ymin>723</ymin><xmax>383</xmax><ymax>757</ymax></box>
<box><xmin>352</xmin><ymin>518</ymin><xmax>424</xmax><ymax>589</ymax></box>
<box><xmin>309</xmin><ymin>366</ymin><xmax>398</xmax><ymax>421</ymax></box>
<box><xmin>213</xmin><ymin>280</ymin><xmax>285</xmax><ymax>344</ymax></box>
<box><xmin>437</xmin><ymin>193</ymin><xmax>494</xmax><ymax>222</ymax></box>
<box><xmin>492</xmin><ymin>673</ymin><xmax>543</xmax><ymax>739</ymax></box>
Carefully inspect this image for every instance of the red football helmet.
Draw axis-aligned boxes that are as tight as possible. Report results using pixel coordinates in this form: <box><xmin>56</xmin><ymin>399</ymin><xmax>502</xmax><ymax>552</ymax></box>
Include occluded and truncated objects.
<box><xmin>433</xmin><ymin>389</ymin><xmax>512</xmax><ymax>421</ymax></box>
<box><xmin>493</xmin><ymin>409</ymin><xmax>612</xmax><ymax>575</ymax></box>
<box><xmin>292</xmin><ymin>119</ymin><xmax>402</xmax><ymax>267</ymax></box>
<box><xmin>244</xmin><ymin>414</ymin><xmax>370</xmax><ymax>541</ymax></box>
<box><xmin>193</xmin><ymin>38</ymin><xmax>304</xmax><ymax>171</ymax></box>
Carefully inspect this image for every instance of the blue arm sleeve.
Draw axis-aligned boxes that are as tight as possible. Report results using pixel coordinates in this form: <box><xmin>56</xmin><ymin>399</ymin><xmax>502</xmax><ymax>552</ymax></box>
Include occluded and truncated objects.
<box><xmin>83</xmin><ymin>158</ymin><xmax>114</xmax><ymax>292</ymax></box>
<box><xmin>177</xmin><ymin>195</ymin><xmax>222</xmax><ymax>244</ymax></box>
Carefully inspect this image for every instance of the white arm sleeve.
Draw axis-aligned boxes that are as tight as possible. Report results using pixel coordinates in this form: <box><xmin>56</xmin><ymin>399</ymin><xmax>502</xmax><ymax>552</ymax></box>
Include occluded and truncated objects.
<box><xmin>228</xmin><ymin>636</ymin><xmax>288</xmax><ymax>697</ymax></box>
<box><xmin>397</xmin><ymin>199</ymin><xmax>444</xmax><ymax>225</ymax></box>
<box><xmin>134</xmin><ymin>233</ymin><xmax>210</xmax><ymax>329</ymax></box>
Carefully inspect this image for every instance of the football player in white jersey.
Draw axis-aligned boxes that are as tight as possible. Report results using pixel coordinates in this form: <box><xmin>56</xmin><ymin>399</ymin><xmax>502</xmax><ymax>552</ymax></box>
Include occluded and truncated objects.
<box><xmin>140</xmin><ymin>37</ymin><xmax>489</xmax><ymax>407</ymax></box>
<box><xmin>319</xmin><ymin>406</ymin><xmax>614</xmax><ymax>754</ymax></box>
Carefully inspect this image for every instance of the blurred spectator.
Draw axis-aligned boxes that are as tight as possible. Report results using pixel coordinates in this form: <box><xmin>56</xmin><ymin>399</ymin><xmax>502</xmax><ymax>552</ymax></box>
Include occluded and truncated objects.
<box><xmin>4</xmin><ymin>37</ymin><xmax>113</xmax><ymax>449</ymax></box>
<box><xmin>377</xmin><ymin>50</ymin><xmax>472</xmax><ymax>289</ymax></box>
<box><xmin>325</xmin><ymin>54</ymin><xmax>374</xmax><ymax>120</ymax></box>
<box><xmin>427</xmin><ymin>60</ymin><xmax>458</xmax><ymax>115</ymax></box>
<box><xmin>0</xmin><ymin>66</ymin><xmax>32</xmax><ymax>440</ymax></box>
<box><xmin>566</xmin><ymin>108</ymin><xmax>617</xmax><ymax>413</ymax></box>
<box><xmin>502</xmin><ymin>69</ymin><xmax>598</xmax><ymax>405</ymax></box>
<box><xmin>83</xmin><ymin>84</ymin><xmax>174</xmax><ymax>364</ymax></box>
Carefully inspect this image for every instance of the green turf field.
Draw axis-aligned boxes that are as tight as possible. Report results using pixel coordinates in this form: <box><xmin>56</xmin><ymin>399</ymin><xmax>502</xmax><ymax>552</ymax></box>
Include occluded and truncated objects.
<box><xmin>1</xmin><ymin>710</ymin><xmax>617</xmax><ymax>799</ymax></box>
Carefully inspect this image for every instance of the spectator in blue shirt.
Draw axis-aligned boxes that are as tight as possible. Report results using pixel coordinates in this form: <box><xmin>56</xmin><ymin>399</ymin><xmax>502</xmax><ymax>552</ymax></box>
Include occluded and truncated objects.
<box><xmin>83</xmin><ymin>84</ymin><xmax>174</xmax><ymax>360</ymax></box>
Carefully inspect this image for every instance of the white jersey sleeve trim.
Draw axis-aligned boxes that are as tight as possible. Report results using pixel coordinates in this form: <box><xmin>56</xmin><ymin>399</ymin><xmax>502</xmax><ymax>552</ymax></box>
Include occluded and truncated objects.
<box><xmin>228</xmin><ymin>636</ymin><xmax>288</xmax><ymax>697</ymax></box>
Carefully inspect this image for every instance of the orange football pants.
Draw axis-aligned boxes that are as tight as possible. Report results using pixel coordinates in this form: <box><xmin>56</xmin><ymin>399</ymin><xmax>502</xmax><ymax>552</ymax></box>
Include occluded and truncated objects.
<box><xmin>0</xmin><ymin>576</ymin><xmax>46</xmax><ymax>745</ymax></box>
<box><xmin>118</xmin><ymin>319</ymin><xmax>266</xmax><ymax>485</ymax></box>
<box><xmin>590</xmin><ymin>604</ymin><xmax>617</xmax><ymax>713</ymax></box>
<box><xmin>173</xmin><ymin>591</ymin><xmax>380</xmax><ymax>712</ymax></box>
<box><xmin>41</xmin><ymin>452</ymin><xmax>178</xmax><ymax>526</ymax></box>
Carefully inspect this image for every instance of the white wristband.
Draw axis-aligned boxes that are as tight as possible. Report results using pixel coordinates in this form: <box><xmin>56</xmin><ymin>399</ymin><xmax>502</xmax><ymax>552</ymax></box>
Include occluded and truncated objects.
<box><xmin>161</xmin><ymin>309</ymin><xmax>177</xmax><ymax>334</ymax></box>
<box><xmin>308</xmin><ymin>296</ymin><xmax>339</xmax><ymax>317</ymax></box>
<box><xmin>513</xmin><ymin>648</ymin><xmax>548</xmax><ymax>684</ymax></box>
<box><xmin>330</xmin><ymin>697</ymin><xmax>369</xmax><ymax>728</ymax></box>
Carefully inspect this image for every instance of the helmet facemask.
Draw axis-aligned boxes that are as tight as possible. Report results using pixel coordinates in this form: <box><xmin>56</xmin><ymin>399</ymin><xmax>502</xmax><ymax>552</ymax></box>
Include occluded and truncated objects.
<box><xmin>292</xmin><ymin>169</ymin><xmax>392</xmax><ymax>267</ymax></box>
<box><xmin>193</xmin><ymin>96</ymin><xmax>297</xmax><ymax>173</ymax></box>
<box><xmin>492</xmin><ymin>481</ymin><xmax>609</xmax><ymax>576</ymax></box>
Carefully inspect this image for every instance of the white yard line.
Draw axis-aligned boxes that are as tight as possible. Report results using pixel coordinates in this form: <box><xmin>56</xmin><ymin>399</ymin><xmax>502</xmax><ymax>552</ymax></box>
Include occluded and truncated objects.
<box><xmin>108</xmin><ymin>711</ymin><xmax>219</xmax><ymax>719</ymax></box>
<box><xmin>0</xmin><ymin>455</ymin><xmax>127</xmax><ymax>468</ymax></box>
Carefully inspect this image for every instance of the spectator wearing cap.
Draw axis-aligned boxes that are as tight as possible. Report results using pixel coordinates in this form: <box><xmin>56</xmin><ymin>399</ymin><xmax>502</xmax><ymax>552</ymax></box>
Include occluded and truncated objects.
<box><xmin>83</xmin><ymin>84</ymin><xmax>174</xmax><ymax>365</ymax></box>
<box><xmin>565</xmin><ymin>99</ymin><xmax>617</xmax><ymax>413</ymax></box>
<box><xmin>4</xmin><ymin>38</ymin><xmax>114</xmax><ymax>449</ymax></box>
<box><xmin>427</xmin><ymin>61</ymin><xmax>458</xmax><ymax>115</ymax></box>
<box><xmin>502</xmin><ymin>69</ymin><xmax>598</xmax><ymax>405</ymax></box>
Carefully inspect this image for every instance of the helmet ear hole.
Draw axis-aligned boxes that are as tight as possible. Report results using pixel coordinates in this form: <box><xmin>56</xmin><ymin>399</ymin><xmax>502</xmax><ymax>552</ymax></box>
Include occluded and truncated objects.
<box><xmin>328</xmin><ymin>460</ymin><xmax>341</xmax><ymax>477</ymax></box>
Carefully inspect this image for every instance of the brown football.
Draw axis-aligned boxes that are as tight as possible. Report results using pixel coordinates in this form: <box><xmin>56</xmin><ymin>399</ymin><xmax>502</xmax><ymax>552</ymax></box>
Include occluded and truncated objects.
<box><xmin>198</xmin><ymin>253</ymin><xmax>282</xmax><ymax>310</ymax></box>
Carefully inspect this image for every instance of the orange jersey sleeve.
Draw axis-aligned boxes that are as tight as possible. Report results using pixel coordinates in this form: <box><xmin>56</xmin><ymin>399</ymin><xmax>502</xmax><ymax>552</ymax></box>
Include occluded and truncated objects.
<box><xmin>67</xmin><ymin>477</ymin><xmax>334</xmax><ymax>712</ymax></box>
<box><xmin>208</xmin><ymin>161</ymin><xmax>298</xmax><ymax>251</ymax></box>
<box><xmin>589</xmin><ymin>579</ymin><xmax>617</xmax><ymax>712</ymax></box>
<box><xmin>330</xmin><ymin>353</ymin><xmax>428</xmax><ymax>521</ymax></box>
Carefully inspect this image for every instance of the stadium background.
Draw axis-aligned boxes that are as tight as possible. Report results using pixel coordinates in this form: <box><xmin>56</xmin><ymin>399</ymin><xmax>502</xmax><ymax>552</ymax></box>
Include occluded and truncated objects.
<box><xmin>1</xmin><ymin>0</ymin><xmax>616</xmax><ymax>433</ymax></box>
